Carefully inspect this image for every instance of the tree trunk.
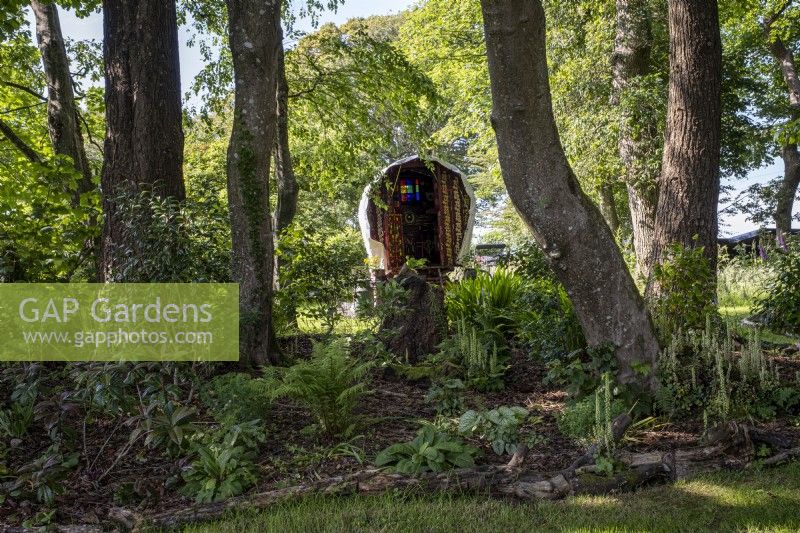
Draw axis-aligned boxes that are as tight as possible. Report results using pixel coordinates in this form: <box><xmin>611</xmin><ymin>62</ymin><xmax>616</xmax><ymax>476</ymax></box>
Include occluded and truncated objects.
<box><xmin>274</xmin><ymin>25</ymin><xmax>299</xmax><ymax>237</ymax></box>
<box><xmin>225</xmin><ymin>0</ymin><xmax>282</xmax><ymax>365</ymax></box>
<box><xmin>31</xmin><ymin>0</ymin><xmax>93</xmax><ymax>200</ymax></box>
<box><xmin>31</xmin><ymin>0</ymin><xmax>99</xmax><ymax>280</ymax></box>
<box><xmin>479</xmin><ymin>0</ymin><xmax>660</xmax><ymax>389</ymax></box>
<box><xmin>775</xmin><ymin>143</ymin><xmax>800</xmax><ymax>237</ymax></box>
<box><xmin>0</xmin><ymin>117</ymin><xmax>43</xmax><ymax>164</ymax></box>
<box><xmin>647</xmin><ymin>0</ymin><xmax>722</xmax><ymax>286</ymax></box>
<box><xmin>765</xmin><ymin>24</ymin><xmax>800</xmax><ymax>239</ymax></box>
<box><xmin>100</xmin><ymin>0</ymin><xmax>185</xmax><ymax>280</ymax></box>
<box><xmin>598</xmin><ymin>183</ymin><xmax>620</xmax><ymax>235</ymax></box>
<box><xmin>610</xmin><ymin>0</ymin><xmax>658</xmax><ymax>277</ymax></box>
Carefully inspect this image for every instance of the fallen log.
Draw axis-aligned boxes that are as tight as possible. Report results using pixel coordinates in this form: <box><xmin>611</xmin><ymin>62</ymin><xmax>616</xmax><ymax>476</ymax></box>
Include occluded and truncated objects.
<box><xmin>117</xmin><ymin>421</ymin><xmax>793</xmax><ymax>531</ymax></box>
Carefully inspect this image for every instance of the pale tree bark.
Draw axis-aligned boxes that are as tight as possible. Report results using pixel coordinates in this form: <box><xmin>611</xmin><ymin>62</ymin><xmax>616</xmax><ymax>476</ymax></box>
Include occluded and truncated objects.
<box><xmin>648</xmin><ymin>0</ymin><xmax>722</xmax><ymax>287</ymax></box>
<box><xmin>31</xmin><ymin>0</ymin><xmax>98</xmax><ymax>279</ymax></box>
<box><xmin>610</xmin><ymin>0</ymin><xmax>658</xmax><ymax>278</ymax></box>
<box><xmin>225</xmin><ymin>0</ymin><xmax>282</xmax><ymax>365</ymax></box>
<box><xmin>598</xmin><ymin>183</ymin><xmax>621</xmax><ymax>235</ymax></box>
<box><xmin>480</xmin><ymin>0</ymin><xmax>660</xmax><ymax>389</ymax></box>
<box><xmin>31</xmin><ymin>0</ymin><xmax>94</xmax><ymax>200</ymax></box>
<box><xmin>101</xmin><ymin>0</ymin><xmax>185</xmax><ymax>280</ymax></box>
<box><xmin>764</xmin><ymin>18</ymin><xmax>800</xmax><ymax>238</ymax></box>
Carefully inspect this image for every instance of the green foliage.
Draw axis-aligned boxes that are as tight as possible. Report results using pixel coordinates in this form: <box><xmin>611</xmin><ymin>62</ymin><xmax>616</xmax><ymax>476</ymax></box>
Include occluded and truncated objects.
<box><xmin>107</xmin><ymin>189</ymin><xmax>230</xmax><ymax>282</ymax></box>
<box><xmin>458</xmin><ymin>405</ymin><xmax>529</xmax><ymax>456</ymax></box>
<box><xmin>445</xmin><ymin>268</ymin><xmax>521</xmax><ymax>342</ymax></box>
<box><xmin>439</xmin><ymin>320</ymin><xmax>507</xmax><ymax>392</ymax></box>
<box><xmin>130</xmin><ymin>401</ymin><xmax>197</xmax><ymax>457</ymax></box>
<box><xmin>1</xmin><ymin>444</ymin><xmax>79</xmax><ymax>505</ymax></box>
<box><xmin>752</xmin><ymin>239</ymin><xmax>800</xmax><ymax>335</ymax></box>
<box><xmin>200</xmin><ymin>373</ymin><xmax>271</xmax><ymax>426</ymax></box>
<box><xmin>558</xmin><ymin>394</ymin><xmax>627</xmax><ymax>443</ymax></box>
<box><xmin>424</xmin><ymin>379</ymin><xmax>466</xmax><ymax>417</ymax></box>
<box><xmin>268</xmin><ymin>340</ymin><xmax>372</xmax><ymax>437</ymax></box>
<box><xmin>656</xmin><ymin>321</ymin><xmax>798</xmax><ymax>421</ymax></box>
<box><xmin>181</xmin><ymin>421</ymin><xmax>265</xmax><ymax>503</ymax></box>
<box><xmin>0</xmin><ymin>400</ymin><xmax>34</xmax><ymax>439</ymax></box>
<box><xmin>718</xmin><ymin>247</ymin><xmax>773</xmax><ymax>308</ymax></box>
<box><xmin>650</xmin><ymin>243</ymin><xmax>719</xmax><ymax>338</ymax></box>
<box><xmin>374</xmin><ymin>425</ymin><xmax>480</xmax><ymax>474</ymax></box>
<box><xmin>545</xmin><ymin>344</ymin><xmax>618</xmax><ymax>399</ymax></box>
<box><xmin>276</xmin><ymin>224</ymin><xmax>366</xmax><ymax>334</ymax></box>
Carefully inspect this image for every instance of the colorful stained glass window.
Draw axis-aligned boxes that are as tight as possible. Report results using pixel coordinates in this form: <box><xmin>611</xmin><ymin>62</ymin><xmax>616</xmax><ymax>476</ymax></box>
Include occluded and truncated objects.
<box><xmin>399</xmin><ymin>177</ymin><xmax>421</xmax><ymax>203</ymax></box>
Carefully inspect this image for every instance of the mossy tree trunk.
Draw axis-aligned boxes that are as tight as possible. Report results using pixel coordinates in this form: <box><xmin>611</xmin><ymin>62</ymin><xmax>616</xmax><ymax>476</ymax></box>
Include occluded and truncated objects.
<box><xmin>225</xmin><ymin>0</ymin><xmax>282</xmax><ymax>365</ymax></box>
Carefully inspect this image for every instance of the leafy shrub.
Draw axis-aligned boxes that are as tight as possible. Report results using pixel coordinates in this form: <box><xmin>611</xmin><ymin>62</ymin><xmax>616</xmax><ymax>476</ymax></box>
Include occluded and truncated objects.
<box><xmin>1</xmin><ymin>444</ymin><xmax>79</xmax><ymax>505</ymax></box>
<box><xmin>458</xmin><ymin>405</ymin><xmax>529</xmax><ymax>455</ymax></box>
<box><xmin>515</xmin><ymin>278</ymin><xmax>584</xmax><ymax>359</ymax></box>
<box><xmin>275</xmin><ymin>224</ymin><xmax>366</xmax><ymax>334</ymax></box>
<box><xmin>649</xmin><ymin>242</ymin><xmax>718</xmax><ymax>338</ymax></box>
<box><xmin>545</xmin><ymin>343</ymin><xmax>617</xmax><ymax>399</ymax></box>
<box><xmin>752</xmin><ymin>238</ymin><xmax>800</xmax><ymax>335</ymax></box>
<box><xmin>268</xmin><ymin>339</ymin><xmax>372</xmax><ymax>437</ymax></box>
<box><xmin>108</xmin><ymin>189</ymin><xmax>230</xmax><ymax>282</ymax></box>
<box><xmin>181</xmin><ymin>422</ymin><xmax>265</xmax><ymax>503</ymax></box>
<box><xmin>130</xmin><ymin>401</ymin><xmax>197</xmax><ymax>457</ymax></box>
<box><xmin>425</xmin><ymin>379</ymin><xmax>466</xmax><ymax>417</ymax></box>
<box><xmin>656</xmin><ymin>321</ymin><xmax>797</xmax><ymax>421</ymax></box>
<box><xmin>200</xmin><ymin>373</ymin><xmax>271</xmax><ymax>425</ymax></box>
<box><xmin>374</xmin><ymin>425</ymin><xmax>480</xmax><ymax>474</ymax></box>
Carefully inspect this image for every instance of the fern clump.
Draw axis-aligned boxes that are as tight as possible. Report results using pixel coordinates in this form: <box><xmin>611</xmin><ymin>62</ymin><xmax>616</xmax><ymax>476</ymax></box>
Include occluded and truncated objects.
<box><xmin>268</xmin><ymin>339</ymin><xmax>373</xmax><ymax>437</ymax></box>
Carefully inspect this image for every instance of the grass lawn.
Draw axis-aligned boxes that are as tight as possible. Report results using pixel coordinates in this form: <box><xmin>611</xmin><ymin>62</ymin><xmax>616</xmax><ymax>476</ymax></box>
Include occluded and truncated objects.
<box><xmin>184</xmin><ymin>462</ymin><xmax>800</xmax><ymax>532</ymax></box>
<box><xmin>719</xmin><ymin>306</ymin><xmax>798</xmax><ymax>346</ymax></box>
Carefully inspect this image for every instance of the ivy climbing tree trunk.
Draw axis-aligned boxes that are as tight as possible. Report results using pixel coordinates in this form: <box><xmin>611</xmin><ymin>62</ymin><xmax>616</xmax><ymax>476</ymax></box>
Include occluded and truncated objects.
<box><xmin>765</xmin><ymin>16</ymin><xmax>800</xmax><ymax>239</ymax></box>
<box><xmin>647</xmin><ymin>0</ymin><xmax>722</xmax><ymax>288</ymax></box>
<box><xmin>610</xmin><ymin>0</ymin><xmax>658</xmax><ymax>278</ymax></box>
<box><xmin>225</xmin><ymin>0</ymin><xmax>282</xmax><ymax>365</ymax></box>
<box><xmin>100</xmin><ymin>0</ymin><xmax>185</xmax><ymax>280</ymax></box>
<box><xmin>480</xmin><ymin>0</ymin><xmax>660</xmax><ymax>390</ymax></box>
<box><xmin>274</xmin><ymin>24</ymin><xmax>299</xmax><ymax>237</ymax></box>
<box><xmin>31</xmin><ymin>0</ymin><xmax>93</xmax><ymax>200</ymax></box>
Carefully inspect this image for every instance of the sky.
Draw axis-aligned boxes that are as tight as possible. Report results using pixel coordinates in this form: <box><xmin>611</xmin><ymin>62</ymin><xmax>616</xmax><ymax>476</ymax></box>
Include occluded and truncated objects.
<box><xmin>27</xmin><ymin>0</ymin><xmax>797</xmax><ymax>237</ymax></box>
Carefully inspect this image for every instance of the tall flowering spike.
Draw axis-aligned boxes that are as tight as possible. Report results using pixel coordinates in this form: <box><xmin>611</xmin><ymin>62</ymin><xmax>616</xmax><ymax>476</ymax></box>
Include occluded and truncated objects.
<box><xmin>778</xmin><ymin>232</ymin><xmax>788</xmax><ymax>252</ymax></box>
<box><xmin>759</xmin><ymin>245</ymin><xmax>768</xmax><ymax>261</ymax></box>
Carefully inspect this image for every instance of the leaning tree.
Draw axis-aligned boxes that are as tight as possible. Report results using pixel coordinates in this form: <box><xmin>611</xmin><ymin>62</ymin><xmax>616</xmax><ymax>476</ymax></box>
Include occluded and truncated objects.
<box><xmin>479</xmin><ymin>0</ymin><xmax>660</xmax><ymax>389</ymax></box>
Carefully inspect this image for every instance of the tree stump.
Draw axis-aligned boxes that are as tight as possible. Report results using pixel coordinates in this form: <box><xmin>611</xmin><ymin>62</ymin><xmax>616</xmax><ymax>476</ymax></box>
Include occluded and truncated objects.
<box><xmin>379</xmin><ymin>267</ymin><xmax>448</xmax><ymax>364</ymax></box>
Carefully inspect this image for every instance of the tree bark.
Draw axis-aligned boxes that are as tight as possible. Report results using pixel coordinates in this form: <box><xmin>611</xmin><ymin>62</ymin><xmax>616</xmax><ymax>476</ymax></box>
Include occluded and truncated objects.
<box><xmin>30</xmin><ymin>0</ymin><xmax>94</xmax><ymax>200</ymax></box>
<box><xmin>598</xmin><ymin>183</ymin><xmax>620</xmax><ymax>235</ymax></box>
<box><xmin>647</xmin><ymin>0</ymin><xmax>722</xmax><ymax>285</ymax></box>
<box><xmin>100</xmin><ymin>0</ymin><xmax>185</xmax><ymax>280</ymax></box>
<box><xmin>765</xmin><ymin>21</ymin><xmax>800</xmax><ymax>238</ymax></box>
<box><xmin>775</xmin><ymin>142</ymin><xmax>800</xmax><ymax>237</ymax></box>
<box><xmin>610</xmin><ymin>0</ymin><xmax>658</xmax><ymax>277</ymax></box>
<box><xmin>479</xmin><ymin>0</ymin><xmax>660</xmax><ymax>389</ymax></box>
<box><xmin>274</xmin><ymin>24</ymin><xmax>299</xmax><ymax>237</ymax></box>
<box><xmin>225</xmin><ymin>0</ymin><xmax>282</xmax><ymax>365</ymax></box>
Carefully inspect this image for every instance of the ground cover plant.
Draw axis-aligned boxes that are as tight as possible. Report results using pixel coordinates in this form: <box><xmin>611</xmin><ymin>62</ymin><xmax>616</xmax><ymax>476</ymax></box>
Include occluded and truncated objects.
<box><xmin>2</xmin><ymin>0</ymin><xmax>800</xmax><ymax>530</ymax></box>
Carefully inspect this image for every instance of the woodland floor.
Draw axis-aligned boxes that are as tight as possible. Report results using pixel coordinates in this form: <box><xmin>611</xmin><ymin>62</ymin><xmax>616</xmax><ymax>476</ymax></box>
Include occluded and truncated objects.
<box><xmin>2</xmin><ymin>337</ymin><xmax>800</xmax><ymax>529</ymax></box>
